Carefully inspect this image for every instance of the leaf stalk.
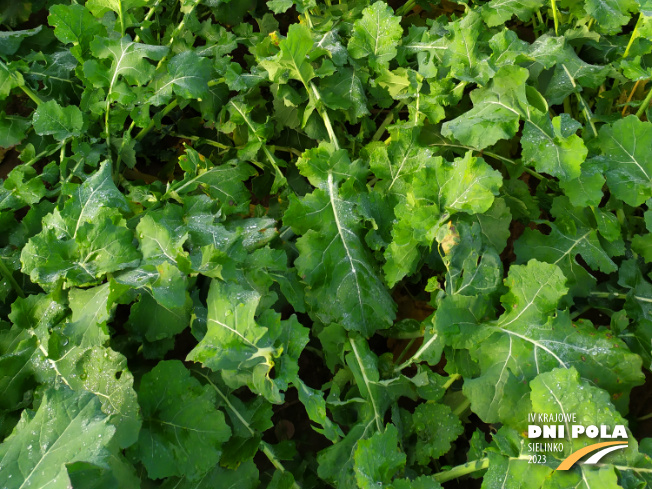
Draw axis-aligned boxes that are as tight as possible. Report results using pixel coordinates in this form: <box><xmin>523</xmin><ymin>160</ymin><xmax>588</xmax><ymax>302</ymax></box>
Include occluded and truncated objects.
<box><xmin>434</xmin><ymin>457</ymin><xmax>489</xmax><ymax>483</ymax></box>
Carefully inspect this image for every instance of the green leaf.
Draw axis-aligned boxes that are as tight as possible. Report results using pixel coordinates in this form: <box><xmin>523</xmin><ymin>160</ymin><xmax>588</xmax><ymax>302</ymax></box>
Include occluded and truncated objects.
<box><xmin>0</xmin><ymin>27</ymin><xmax>42</xmax><ymax>56</ymax></box>
<box><xmin>132</xmin><ymin>360</ymin><xmax>231</xmax><ymax>480</ymax></box>
<box><xmin>48</xmin><ymin>346</ymin><xmax>141</xmax><ymax>449</ymax></box>
<box><xmin>585</xmin><ymin>0</ymin><xmax>638</xmax><ymax>34</ymax></box>
<box><xmin>412</xmin><ymin>403</ymin><xmax>463</xmax><ymax>465</ymax></box>
<box><xmin>32</xmin><ymin>100</ymin><xmax>83</xmax><ymax>141</ymax></box>
<box><xmin>85</xmin><ymin>0</ymin><xmax>149</xmax><ymax>19</ymax></box>
<box><xmin>320</xmin><ymin>68</ymin><xmax>370</xmax><ymax>120</ymax></box>
<box><xmin>481</xmin><ymin>0</ymin><xmax>545</xmax><ymax>27</ymax></box>
<box><xmin>0</xmin><ymin>323</ymin><xmax>38</xmax><ymax>411</ymax></box>
<box><xmin>441</xmin><ymin>11</ymin><xmax>495</xmax><ymax>85</ymax></box>
<box><xmin>187</xmin><ymin>280</ymin><xmax>309</xmax><ymax>403</ymax></box>
<box><xmin>384</xmin><ymin>151</ymin><xmax>502</xmax><ymax>286</ymax></box>
<box><xmin>442</xmin><ymin>260</ymin><xmax>644</xmax><ymax>423</ymax></box>
<box><xmin>284</xmin><ymin>166</ymin><xmax>395</xmax><ymax>336</ymax></box>
<box><xmin>0</xmin><ymin>387</ymin><xmax>116</xmax><ymax>489</ymax></box>
<box><xmin>521</xmin><ymin>113</ymin><xmax>587</xmax><ymax>181</ymax></box>
<box><xmin>442</xmin><ymin>66</ymin><xmax>528</xmax><ymax>150</ymax></box>
<box><xmin>597</xmin><ymin>115</ymin><xmax>652</xmax><ymax>207</ymax></box>
<box><xmin>348</xmin><ymin>2</ymin><xmax>403</xmax><ymax>72</ymax></box>
<box><xmin>353</xmin><ymin>424</ymin><xmax>406</xmax><ymax>489</ymax></box>
<box><xmin>0</xmin><ymin>114</ymin><xmax>30</xmax><ymax>148</ymax></box>
<box><xmin>261</xmin><ymin>23</ymin><xmax>314</xmax><ymax>88</ymax></box>
<box><xmin>515</xmin><ymin>196</ymin><xmax>619</xmax><ymax>296</ymax></box>
<box><xmin>48</xmin><ymin>4</ymin><xmax>106</xmax><ymax>60</ymax></box>
<box><xmin>148</xmin><ymin>51</ymin><xmax>212</xmax><ymax>105</ymax></box>
<box><xmin>367</xmin><ymin>125</ymin><xmax>431</xmax><ymax>200</ymax></box>
<box><xmin>84</xmin><ymin>36</ymin><xmax>168</xmax><ymax>89</ymax></box>
<box><xmin>0</xmin><ymin>166</ymin><xmax>46</xmax><ymax>211</ymax></box>
<box><xmin>160</xmin><ymin>460</ymin><xmax>259</xmax><ymax>489</ymax></box>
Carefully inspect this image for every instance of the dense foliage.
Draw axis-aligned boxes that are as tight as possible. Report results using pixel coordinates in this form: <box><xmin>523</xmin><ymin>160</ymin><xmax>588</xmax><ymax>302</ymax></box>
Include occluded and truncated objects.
<box><xmin>3</xmin><ymin>0</ymin><xmax>652</xmax><ymax>487</ymax></box>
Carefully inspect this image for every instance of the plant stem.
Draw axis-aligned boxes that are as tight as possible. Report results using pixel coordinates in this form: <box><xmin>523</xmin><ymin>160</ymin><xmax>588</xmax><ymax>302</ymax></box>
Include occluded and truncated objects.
<box><xmin>589</xmin><ymin>291</ymin><xmax>628</xmax><ymax>300</ymax></box>
<box><xmin>134</xmin><ymin>0</ymin><xmax>161</xmax><ymax>43</ymax></box>
<box><xmin>371</xmin><ymin>102</ymin><xmax>405</xmax><ymax>142</ymax></box>
<box><xmin>349</xmin><ymin>337</ymin><xmax>383</xmax><ymax>433</ymax></box>
<box><xmin>394</xmin><ymin>338</ymin><xmax>417</xmax><ymax>366</ymax></box>
<box><xmin>561</xmin><ymin>64</ymin><xmax>597</xmax><ymax>137</ymax></box>
<box><xmin>173</xmin><ymin>133</ymin><xmax>232</xmax><ymax>150</ymax></box>
<box><xmin>638</xmin><ymin>412</ymin><xmax>652</xmax><ymax>421</ymax></box>
<box><xmin>434</xmin><ymin>458</ymin><xmax>490</xmax><ymax>483</ymax></box>
<box><xmin>24</xmin><ymin>140</ymin><xmax>66</xmax><ymax>167</ymax></box>
<box><xmin>624</xmin><ymin>13</ymin><xmax>643</xmax><ymax>58</ymax></box>
<box><xmin>310</xmin><ymin>81</ymin><xmax>339</xmax><ymax>150</ymax></box>
<box><xmin>550</xmin><ymin>0</ymin><xmax>560</xmax><ymax>35</ymax></box>
<box><xmin>636</xmin><ymin>86</ymin><xmax>652</xmax><ymax>119</ymax></box>
<box><xmin>452</xmin><ymin>397</ymin><xmax>471</xmax><ymax>416</ymax></box>
<box><xmin>622</xmin><ymin>80</ymin><xmax>642</xmax><ymax>116</ymax></box>
<box><xmin>396</xmin><ymin>0</ymin><xmax>416</xmax><ymax>16</ymax></box>
<box><xmin>570</xmin><ymin>305</ymin><xmax>590</xmax><ymax>320</ymax></box>
<box><xmin>20</xmin><ymin>85</ymin><xmax>43</xmax><ymax>106</ymax></box>
<box><xmin>0</xmin><ymin>257</ymin><xmax>24</xmax><ymax>298</ymax></box>
<box><xmin>135</xmin><ymin>99</ymin><xmax>178</xmax><ymax>141</ymax></box>
<box><xmin>442</xmin><ymin>373</ymin><xmax>462</xmax><ymax>390</ymax></box>
<box><xmin>428</xmin><ymin>142</ymin><xmax>549</xmax><ymax>181</ymax></box>
<box><xmin>0</xmin><ymin>60</ymin><xmax>43</xmax><ymax>106</ymax></box>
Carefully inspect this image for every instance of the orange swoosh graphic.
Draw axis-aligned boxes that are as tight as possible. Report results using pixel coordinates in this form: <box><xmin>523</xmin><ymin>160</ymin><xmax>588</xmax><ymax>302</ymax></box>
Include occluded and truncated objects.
<box><xmin>556</xmin><ymin>441</ymin><xmax>628</xmax><ymax>470</ymax></box>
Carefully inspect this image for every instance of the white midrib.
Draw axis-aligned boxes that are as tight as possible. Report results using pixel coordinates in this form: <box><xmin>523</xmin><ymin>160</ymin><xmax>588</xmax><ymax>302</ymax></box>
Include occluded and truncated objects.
<box><xmin>541</xmin><ymin>377</ymin><xmax>572</xmax><ymax>444</ymax></box>
<box><xmin>208</xmin><ymin>317</ymin><xmax>256</xmax><ymax>349</ymax></box>
<box><xmin>349</xmin><ymin>337</ymin><xmax>382</xmax><ymax>432</ymax></box>
<box><xmin>498</xmin><ymin>327</ymin><xmax>568</xmax><ymax>368</ymax></box>
<box><xmin>327</xmin><ymin>173</ymin><xmax>365</xmax><ymax>328</ymax></box>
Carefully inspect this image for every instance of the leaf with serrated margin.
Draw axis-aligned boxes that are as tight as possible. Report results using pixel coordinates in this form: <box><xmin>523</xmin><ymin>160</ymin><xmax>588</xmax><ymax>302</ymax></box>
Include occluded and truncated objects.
<box><xmin>450</xmin><ymin>260</ymin><xmax>644</xmax><ymax>424</ymax></box>
<box><xmin>366</xmin><ymin>125</ymin><xmax>431</xmax><ymax>200</ymax></box>
<box><xmin>0</xmin><ymin>387</ymin><xmax>115</xmax><ymax>489</ymax></box>
<box><xmin>585</xmin><ymin>0</ymin><xmax>638</xmax><ymax>34</ymax></box>
<box><xmin>515</xmin><ymin>196</ymin><xmax>619</xmax><ymax>296</ymax></box>
<box><xmin>131</xmin><ymin>360</ymin><xmax>231</xmax><ymax>481</ymax></box>
<box><xmin>412</xmin><ymin>403</ymin><xmax>463</xmax><ymax>465</ymax></box>
<box><xmin>260</xmin><ymin>23</ymin><xmax>314</xmax><ymax>88</ymax></box>
<box><xmin>0</xmin><ymin>114</ymin><xmax>30</xmax><ymax>148</ymax></box>
<box><xmin>148</xmin><ymin>51</ymin><xmax>212</xmax><ymax>105</ymax></box>
<box><xmin>353</xmin><ymin>424</ymin><xmax>406</xmax><ymax>489</ymax></box>
<box><xmin>521</xmin><ymin>112</ymin><xmax>587</xmax><ymax>181</ymax></box>
<box><xmin>285</xmin><ymin>173</ymin><xmax>395</xmax><ymax>336</ymax></box>
<box><xmin>347</xmin><ymin>1</ymin><xmax>402</xmax><ymax>72</ymax></box>
<box><xmin>48</xmin><ymin>4</ymin><xmax>106</xmax><ymax>60</ymax></box>
<box><xmin>84</xmin><ymin>36</ymin><xmax>168</xmax><ymax>89</ymax></box>
<box><xmin>32</xmin><ymin>99</ymin><xmax>83</xmax><ymax>141</ymax></box>
<box><xmin>320</xmin><ymin>68</ymin><xmax>370</xmax><ymax>120</ymax></box>
<box><xmin>175</xmin><ymin>146</ymin><xmax>256</xmax><ymax>216</ymax></box>
<box><xmin>187</xmin><ymin>280</ymin><xmax>309</xmax><ymax>403</ymax></box>
<box><xmin>45</xmin><ymin>345</ymin><xmax>141</xmax><ymax>449</ymax></box>
<box><xmin>481</xmin><ymin>0</ymin><xmax>545</xmax><ymax>27</ymax></box>
<box><xmin>442</xmin><ymin>66</ymin><xmax>528</xmax><ymax>150</ymax></box>
<box><xmin>384</xmin><ymin>152</ymin><xmax>502</xmax><ymax>287</ymax></box>
<box><xmin>597</xmin><ymin>115</ymin><xmax>652</xmax><ymax>207</ymax></box>
<box><xmin>441</xmin><ymin>10</ymin><xmax>495</xmax><ymax>85</ymax></box>
<box><xmin>0</xmin><ymin>166</ymin><xmax>45</xmax><ymax>211</ymax></box>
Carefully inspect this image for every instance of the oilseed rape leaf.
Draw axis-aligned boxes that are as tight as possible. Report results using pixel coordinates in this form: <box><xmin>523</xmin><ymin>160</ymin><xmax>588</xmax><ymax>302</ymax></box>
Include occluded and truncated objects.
<box><xmin>0</xmin><ymin>387</ymin><xmax>116</xmax><ymax>489</ymax></box>
<box><xmin>597</xmin><ymin>116</ymin><xmax>652</xmax><ymax>207</ymax></box>
<box><xmin>442</xmin><ymin>66</ymin><xmax>529</xmax><ymax>150</ymax></box>
<box><xmin>32</xmin><ymin>99</ymin><xmax>83</xmax><ymax>141</ymax></box>
<box><xmin>353</xmin><ymin>424</ymin><xmax>406</xmax><ymax>489</ymax></box>
<box><xmin>347</xmin><ymin>2</ymin><xmax>402</xmax><ymax>72</ymax></box>
<box><xmin>132</xmin><ymin>360</ymin><xmax>231</xmax><ymax>480</ymax></box>
<box><xmin>383</xmin><ymin>151</ymin><xmax>502</xmax><ymax>286</ymax></box>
